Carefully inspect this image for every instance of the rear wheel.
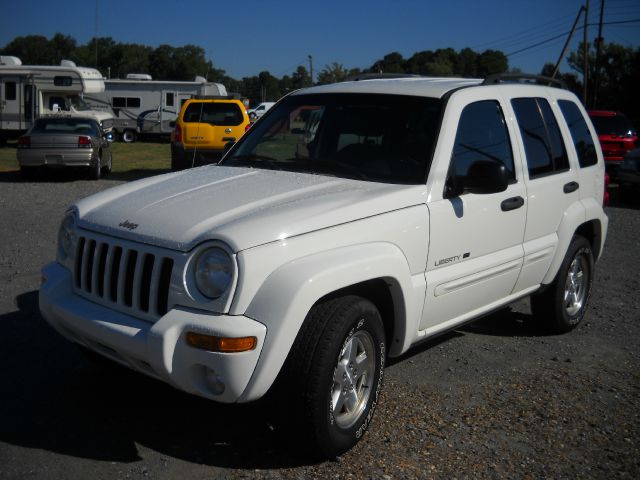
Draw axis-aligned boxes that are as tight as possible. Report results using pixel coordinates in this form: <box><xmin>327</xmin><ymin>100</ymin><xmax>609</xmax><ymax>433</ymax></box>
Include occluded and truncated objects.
<box><xmin>90</xmin><ymin>153</ymin><xmax>101</xmax><ymax>180</ymax></box>
<box><xmin>101</xmin><ymin>152</ymin><xmax>112</xmax><ymax>175</ymax></box>
<box><xmin>122</xmin><ymin>130</ymin><xmax>137</xmax><ymax>143</ymax></box>
<box><xmin>531</xmin><ymin>235</ymin><xmax>594</xmax><ymax>333</ymax></box>
<box><xmin>20</xmin><ymin>166</ymin><xmax>37</xmax><ymax>180</ymax></box>
<box><xmin>279</xmin><ymin>295</ymin><xmax>386</xmax><ymax>458</ymax></box>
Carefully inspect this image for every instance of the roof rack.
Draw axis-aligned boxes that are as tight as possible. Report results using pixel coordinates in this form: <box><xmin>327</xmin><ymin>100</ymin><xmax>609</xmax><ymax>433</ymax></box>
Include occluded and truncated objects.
<box><xmin>346</xmin><ymin>73</ymin><xmax>423</xmax><ymax>82</ymax></box>
<box><xmin>482</xmin><ymin>73</ymin><xmax>567</xmax><ymax>90</ymax></box>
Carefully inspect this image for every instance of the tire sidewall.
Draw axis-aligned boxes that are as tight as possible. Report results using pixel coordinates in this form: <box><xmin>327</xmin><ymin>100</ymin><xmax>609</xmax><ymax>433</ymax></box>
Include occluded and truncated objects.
<box><xmin>557</xmin><ymin>238</ymin><xmax>594</xmax><ymax>328</ymax></box>
<box><xmin>316</xmin><ymin>301</ymin><xmax>385</xmax><ymax>455</ymax></box>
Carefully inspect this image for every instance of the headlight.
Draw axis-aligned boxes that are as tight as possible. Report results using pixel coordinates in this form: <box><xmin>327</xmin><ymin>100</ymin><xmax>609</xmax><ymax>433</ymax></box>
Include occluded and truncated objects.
<box><xmin>57</xmin><ymin>212</ymin><xmax>77</xmax><ymax>261</ymax></box>
<box><xmin>194</xmin><ymin>248</ymin><xmax>233</xmax><ymax>299</ymax></box>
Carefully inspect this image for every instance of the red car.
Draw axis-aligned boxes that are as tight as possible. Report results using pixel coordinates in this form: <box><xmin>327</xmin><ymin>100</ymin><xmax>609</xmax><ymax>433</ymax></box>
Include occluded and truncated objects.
<box><xmin>588</xmin><ymin>110</ymin><xmax>638</xmax><ymax>177</ymax></box>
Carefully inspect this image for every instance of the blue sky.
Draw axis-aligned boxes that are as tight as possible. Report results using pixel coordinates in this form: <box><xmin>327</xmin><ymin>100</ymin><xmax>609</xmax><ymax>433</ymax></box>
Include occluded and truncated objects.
<box><xmin>1</xmin><ymin>0</ymin><xmax>638</xmax><ymax>79</ymax></box>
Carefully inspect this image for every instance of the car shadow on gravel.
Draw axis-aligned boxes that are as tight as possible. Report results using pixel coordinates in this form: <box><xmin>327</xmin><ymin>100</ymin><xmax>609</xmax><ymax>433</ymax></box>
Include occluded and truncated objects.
<box><xmin>0</xmin><ymin>291</ymin><xmax>321</xmax><ymax>469</ymax></box>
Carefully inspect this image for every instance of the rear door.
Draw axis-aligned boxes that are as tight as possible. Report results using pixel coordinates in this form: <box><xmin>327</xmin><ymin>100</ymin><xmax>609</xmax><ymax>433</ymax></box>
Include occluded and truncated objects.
<box><xmin>507</xmin><ymin>96</ymin><xmax>581</xmax><ymax>292</ymax></box>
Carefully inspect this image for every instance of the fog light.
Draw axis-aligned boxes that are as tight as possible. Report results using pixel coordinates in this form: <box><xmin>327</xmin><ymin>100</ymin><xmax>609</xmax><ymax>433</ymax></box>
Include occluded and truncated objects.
<box><xmin>203</xmin><ymin>367</ymin><xmax>226</xmax><ymax>395</ymax></box>
<box><xmin>186</xmin><ymin>332</ymin><xmax>257</xmax><ymax>352</ymax></box>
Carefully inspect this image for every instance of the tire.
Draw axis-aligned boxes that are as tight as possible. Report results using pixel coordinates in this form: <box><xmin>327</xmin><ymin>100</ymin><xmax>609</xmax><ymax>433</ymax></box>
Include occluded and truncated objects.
<box><xmin>101</xmin><ymin>152</ymin><xmax>112</xmax><ymax>175</ymax></box>
<box><xmin>279</xmin><ymin>295</ymin><xmax>386</xmax><ymax>458</ymax></box>
<box><xmin>122</xmin><ymin>130</ymin><xmax>137</xmax><ymax>143</ymax></box>
<box><xmin>171</xmin><ymin>145</ymin><xmax>186</xmax><ymax>171</ymax></box>
<box><xmin>90</xmin><ymin>153</ymin><xmax>101</xmax><ymax>180</ymax></box>
<box><xmin>531</xmin><ymin>235</ymin><xmax>594</xmax><ymax>333</ymax></box>
<box><xmin>20</xmin><ymin>166</ymin><xmax>37</xmax><ymax>180</ymax></box>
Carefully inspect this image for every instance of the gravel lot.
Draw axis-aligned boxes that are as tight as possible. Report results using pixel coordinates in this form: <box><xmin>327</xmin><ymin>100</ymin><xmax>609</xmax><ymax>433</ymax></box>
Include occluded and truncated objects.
<box><xmin>0</xmin><ymin>170</ymin><xmax>638</xmax><ymax>479</ymax></box>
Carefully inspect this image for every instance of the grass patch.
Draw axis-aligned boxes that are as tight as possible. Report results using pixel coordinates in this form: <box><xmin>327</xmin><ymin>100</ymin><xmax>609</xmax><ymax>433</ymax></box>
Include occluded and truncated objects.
<box><xmin>0</xmin><ymin>141</ymin><xmax>171</xmax><ymax>174</ymax></box>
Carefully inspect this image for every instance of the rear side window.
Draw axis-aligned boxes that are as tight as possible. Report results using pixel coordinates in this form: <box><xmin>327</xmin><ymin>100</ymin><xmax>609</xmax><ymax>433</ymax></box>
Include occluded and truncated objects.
<box><xmin>5</xmin><ymin>81</ymin><xmax>16</xmax><ymax>100</ymax></box>
<box><xmin>451</xmin><ymin>100</ymin><xmax>515</xmax><ymax>181</ymax></box>
<box><xmin>558</xmin><ymin>100</ymin><xmax>598</xmax><ymax>168</ymax></box>
<box><xmin>112</xmin><ymin>97</ymin><xmax>141</xmax><ymax>108</ymax></box>
<box><xmin>512</xmin><ymin>97</ymin><xmax>569</xmax><ymax>178</ymax></box>
<box><xmin>183</xmin><ymin>102</ymin><xmax>243</xmax><ymax>126</ymax></box>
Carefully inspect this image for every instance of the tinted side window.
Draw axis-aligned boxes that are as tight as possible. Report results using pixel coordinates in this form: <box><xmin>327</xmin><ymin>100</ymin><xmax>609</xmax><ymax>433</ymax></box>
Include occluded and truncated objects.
<box><xmin>512</xmin><ymin>97</ymin><xmax>569</xmax><ymax>178</ymax></box>
<box><xmin>558</xmin><ymin>100</ymin><xmax>598</xmax><ymax>168</ymax></box>
<box><xmin>127</xmin><ymin>97</ymin><xmax>141</xmax><ymax>108</ymax></box>
<box><xmin>5</xmin><ymin>81</ymin><xmax>16</xmax><ymax>100</ymax></box>
<box><xmin>112</xmin><ymin>97</ymin><xmax>126</xmax><ymax>108</ymax></box>
<box><xmin>451</xmin><ymin>100</ymin><xmax>515</xmax><ymax>181</ymax></box>
<box><xmin>165</xmin><ymin>92</ymin><xmax>174</xmax><ymax>107</ymax></box>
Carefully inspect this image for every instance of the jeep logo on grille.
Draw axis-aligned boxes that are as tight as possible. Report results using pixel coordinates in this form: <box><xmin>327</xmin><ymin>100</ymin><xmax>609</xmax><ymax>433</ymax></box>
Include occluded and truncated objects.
<box><xmin>118</xmin><ymin>220</ymin><xmax>139</xmax><ymax>230</ymax></box>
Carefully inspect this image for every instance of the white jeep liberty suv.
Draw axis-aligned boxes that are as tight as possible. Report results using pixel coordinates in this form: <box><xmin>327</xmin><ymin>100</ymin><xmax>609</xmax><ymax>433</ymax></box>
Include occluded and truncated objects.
<box><xmin>40</xmin><ymin>74</ymin><xmax>608</xmax><ymax>457</ymax></box>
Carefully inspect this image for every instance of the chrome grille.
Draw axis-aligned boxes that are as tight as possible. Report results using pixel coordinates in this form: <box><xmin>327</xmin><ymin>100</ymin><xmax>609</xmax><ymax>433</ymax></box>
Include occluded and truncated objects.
<box><xmin>73</xmin><ymin>233</ymin><xmax>174</xmax><ymax>321</ymax></box>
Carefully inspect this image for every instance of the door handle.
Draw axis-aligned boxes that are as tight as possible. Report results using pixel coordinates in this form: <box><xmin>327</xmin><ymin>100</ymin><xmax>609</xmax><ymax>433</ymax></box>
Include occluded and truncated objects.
<box><xmin>501</xmin><ymin>196</ymin><xmax>525</xmax><ymax>212</ymax></box>
<box><xmin>564</xmin><ymin>181</ymin><xmax>579</xmax><ymax>193</ymax></box>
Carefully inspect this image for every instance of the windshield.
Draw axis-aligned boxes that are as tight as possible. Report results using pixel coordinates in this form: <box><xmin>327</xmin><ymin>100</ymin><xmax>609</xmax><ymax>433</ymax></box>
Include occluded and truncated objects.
<box><xmin>67</xmin><ymin>95</ymin><xmax>92</xmax><ymax>111</ymax></box>
<box><xmin>221</xmin><ymin>93</ymin><xmax>442</xmax><ymax>184</ymax></box>
<box><xmin>590</xmin><ymin>114</ymin><xmax>636</xmax><ymax>136</ymax></box>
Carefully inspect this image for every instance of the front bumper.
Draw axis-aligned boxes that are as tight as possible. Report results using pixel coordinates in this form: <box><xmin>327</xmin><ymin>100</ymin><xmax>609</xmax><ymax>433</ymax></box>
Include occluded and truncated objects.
<box><xmin>39</xmin><ymin>262</ymin><xmax>266</xmax><ymax>403</ymax></box>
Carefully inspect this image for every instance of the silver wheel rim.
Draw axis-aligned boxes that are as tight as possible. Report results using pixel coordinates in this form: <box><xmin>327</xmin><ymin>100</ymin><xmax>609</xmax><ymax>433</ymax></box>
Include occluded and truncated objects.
<box><xmin>564</xmin><ymin>254</ymin><xmax>588</xmax><ymax>317</ymax></box>
<box><xmin>331</xmin><ymin>328</ymin><xmax>375</xmax><ymax>429</ymax></box>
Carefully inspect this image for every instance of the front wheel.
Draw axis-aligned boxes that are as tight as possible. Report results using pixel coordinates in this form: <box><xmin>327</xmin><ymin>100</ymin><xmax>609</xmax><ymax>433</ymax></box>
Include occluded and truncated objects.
<box><xmin>280</xmin><ymin>295</ymin><xmax>386</xmax><ymax>458</ymax></box>
<box><xmin>531</xmin><ymin>235</ymin><xmax>594</xmax><ymax>333</ymax></box>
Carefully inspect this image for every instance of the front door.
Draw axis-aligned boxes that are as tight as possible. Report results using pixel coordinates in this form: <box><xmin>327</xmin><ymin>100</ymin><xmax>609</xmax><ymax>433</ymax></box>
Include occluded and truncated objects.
<box><xmin>422</xmin><ymin>95</ymin><xmax>527</xmax><ymax>332</ymax></box>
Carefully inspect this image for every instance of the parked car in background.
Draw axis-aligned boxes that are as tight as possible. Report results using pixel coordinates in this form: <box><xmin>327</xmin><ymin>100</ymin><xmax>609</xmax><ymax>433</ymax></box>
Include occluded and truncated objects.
<box><xmin>617</xmin><ymin>147</ymin><xmax>640</xmax><ymax>200</ymax></box>
<box><xmin>17</xmin><ymin>116</ymin><xmax>113</xmax><ymax>180</ymax></box>
<box><xmin>588</xmin><ymin>110</ymin><xmax>638</xmax><ymax>177</ymax></box>
<box><xmin>247</xmin><ymin>102</ymin><xmax>275</xmax><ymax>120</ymax></box>
<box><xmin>170</xmin><ymin>97</ymin><xmax>250</xmax><ymax>171</ymax></box>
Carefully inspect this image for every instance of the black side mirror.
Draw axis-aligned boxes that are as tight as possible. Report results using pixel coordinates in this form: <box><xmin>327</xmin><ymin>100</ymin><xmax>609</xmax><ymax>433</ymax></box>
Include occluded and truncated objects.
<box><xmin>465</xmin><ymin>160</ymin><xmax>509</xmax><ymax>194</ymax></box>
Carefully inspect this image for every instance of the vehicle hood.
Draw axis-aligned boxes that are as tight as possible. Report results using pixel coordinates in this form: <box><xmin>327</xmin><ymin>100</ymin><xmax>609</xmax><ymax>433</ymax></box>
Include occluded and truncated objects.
<box><xmin>75</xmin><ymin>166</ymin><xmax>427</xmax><ymax>252</ymax></box>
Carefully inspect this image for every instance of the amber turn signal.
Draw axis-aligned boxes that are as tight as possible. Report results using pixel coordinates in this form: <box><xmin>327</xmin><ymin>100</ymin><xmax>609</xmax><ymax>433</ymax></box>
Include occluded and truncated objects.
<box><xmin>186</xmin><ymin>332</ymin><xmax>257</xmax><ymax>352</ymax></box>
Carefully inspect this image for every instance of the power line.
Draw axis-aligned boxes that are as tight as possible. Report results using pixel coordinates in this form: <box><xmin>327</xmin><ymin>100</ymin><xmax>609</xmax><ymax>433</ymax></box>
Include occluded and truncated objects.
<box><xmin>506</xmin><ymin>19</ymin><xmax>640</xmax><ymax>57</ymax></box>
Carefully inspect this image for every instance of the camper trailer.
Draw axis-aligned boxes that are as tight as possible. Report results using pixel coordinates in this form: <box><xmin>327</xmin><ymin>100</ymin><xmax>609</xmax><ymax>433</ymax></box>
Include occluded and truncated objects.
<box><xmin>0</xmin><ymin>56</ymin><xmax>113</xmax><ymax>144</ymax></box>
<box><xmin>84</xmin><ymin>75</ymin><xmax>228</xmax><ymax>142</ymax></box>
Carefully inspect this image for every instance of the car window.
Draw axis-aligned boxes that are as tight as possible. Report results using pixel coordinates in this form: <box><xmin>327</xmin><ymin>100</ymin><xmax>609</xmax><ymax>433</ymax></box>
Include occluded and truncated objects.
<box><xmin>512</xmin><ymin>97</ymin><xmax>569</xmax><ymax>178</ymax></box>
<box><xmin>450</xmin><ymin>100</ymin><xmax>515</xmax><ymax>183</ymax></box>
<box><xmin>32</xmin><ymin>119</ymin><xmax>99</xmax><ymax>135</ymax></box>
<box><xmin>184</xmin><ymin>102</ymin><xmax>243</xmax><ymax>126</ymax></box>
<box><xmin>558</xmin><ymin>100</ymin><xmax>598</xmax><ymax>168</ymax></box>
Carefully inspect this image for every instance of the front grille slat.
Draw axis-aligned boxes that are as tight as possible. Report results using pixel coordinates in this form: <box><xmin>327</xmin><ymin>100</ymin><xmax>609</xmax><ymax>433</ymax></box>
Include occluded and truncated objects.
<box><xmin>72</xmin><ymin>233</ymin><xmax>175</xmax><ymax>323</ymax></box>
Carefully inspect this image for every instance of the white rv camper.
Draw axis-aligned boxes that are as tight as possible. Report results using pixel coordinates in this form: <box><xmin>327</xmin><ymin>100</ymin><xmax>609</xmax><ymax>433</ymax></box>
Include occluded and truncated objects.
<box><xmin>84</xmin><ymin>75</ymin><xmax>228</xmax><ymax>142</ymax></box>
<box><xmin>0</xmin><ymin>56</ymin><xmax>113</xmax><ymax>144</ymax></box>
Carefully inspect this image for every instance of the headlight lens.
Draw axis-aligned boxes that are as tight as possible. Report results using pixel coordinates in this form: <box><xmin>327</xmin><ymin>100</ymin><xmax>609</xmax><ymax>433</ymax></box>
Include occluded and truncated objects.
<box><xmin>194</xmin><ymin>248</ymin><xmax>233</xmax><ymax>299</ymax></box>
<box><xmin>57</xmin><ymin>212</ymin><xmax>77</xmax><ymax>261</ymax></box>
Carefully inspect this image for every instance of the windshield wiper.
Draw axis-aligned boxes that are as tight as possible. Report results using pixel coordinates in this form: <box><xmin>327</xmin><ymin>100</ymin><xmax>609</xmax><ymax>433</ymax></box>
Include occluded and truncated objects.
<box><xmin>227</xmin><ymin>154</ymin><xmax>282</xmax><ymax>171</ymax></box>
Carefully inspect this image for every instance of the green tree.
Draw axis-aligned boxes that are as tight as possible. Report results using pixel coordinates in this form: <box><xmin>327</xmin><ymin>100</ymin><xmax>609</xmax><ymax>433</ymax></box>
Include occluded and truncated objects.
<box><xmin>370</xmin><ymin>51</ymin><xmax>405</xmax><ymax>74</ymax></box>
<box><xmin>476</xmin><ymin>49</ymin><xmax>508</xmax><ymax>77</ymax></box>
<box><xmin>0</xmin><ymin>35</ymin><xmax>55</xmax><ymax>64</ymax></box>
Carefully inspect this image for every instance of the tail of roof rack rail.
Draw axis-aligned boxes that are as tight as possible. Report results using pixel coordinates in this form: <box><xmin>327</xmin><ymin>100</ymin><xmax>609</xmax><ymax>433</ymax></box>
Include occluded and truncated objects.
<box><xmin>346</xmin><ymin>73</ymin><xmax>424</xmax><ymax>82</ymax></box>
<box><xmin>483</xmin><ymin>73</ymin><xmax>568</xmax><ymax>89</ymax></box>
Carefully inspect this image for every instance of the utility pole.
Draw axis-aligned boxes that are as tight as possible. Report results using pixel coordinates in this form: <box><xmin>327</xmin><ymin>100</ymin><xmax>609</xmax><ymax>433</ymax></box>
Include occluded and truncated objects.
<box><xmin>553</xmin><ymin>6</ymin><xmax>585</xmax><ymax>78</ymax></box>
<box><xmin>308</xmin><ymin>55</ymin><xmax>314</xmax><ymax>87</ymax></box>
<box><xmin>593</xmin><ymin>0</ymin><xmax>605</xmax><ymax>108</ymax></box>
<box><xmin>583</xmin><ymin>0</ymin><xmax>590</xmax><ymax>105</ymax></box>
<box><xmin>94</xmin><ymin>0</ymin><xmax>99</xmax><ymax>68</ymax></box>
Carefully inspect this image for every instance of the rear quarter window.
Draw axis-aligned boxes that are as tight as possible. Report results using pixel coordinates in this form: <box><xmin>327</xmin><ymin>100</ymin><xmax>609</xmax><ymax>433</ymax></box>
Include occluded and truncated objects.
<box><xmin>558</xmin><ymin>100</ymin><xmax>598</xmax><ymax>168</ymax></box>
<box><xmin>512</xmin><ymin>97</ymin><xmax>569</xmax><ymax>178</ymax></box>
